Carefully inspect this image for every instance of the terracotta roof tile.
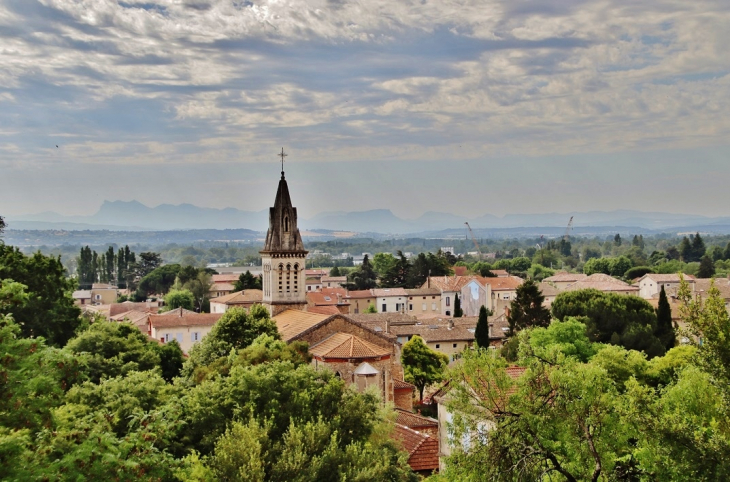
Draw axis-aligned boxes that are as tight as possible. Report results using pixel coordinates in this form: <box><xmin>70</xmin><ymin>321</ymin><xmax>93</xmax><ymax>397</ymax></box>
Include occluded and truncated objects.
<box><xmin>476</xmin><ymin>275</ymin><xmax>524</xmax><ymax>291</ymax></box>
<box><xmin>373</xmin><ymin>288</ymin><xmax>408</xmax><ymax>297</ymax></box>
<box><xmin>109</xmin><ymin>302</ymin><xmax>159</xmax><ymax>317</ymax></box>
<box><xmin>273</xmin><ymin>310</ymin><xmax>333</xmax><ymax>342</ymax></box>
<box><xmin>306</xmin><ymin>305</ymin><xmax>341</xmax><ymax>315</ymax></box>
<box><xmin>345</xmin><ymin>290</ymin><xmax>375</xmax><ymax>299</ymax></box>
<box><xmin>394</xmin><ymin>409</ymin><xmax>437</xmax><ymax>429</ymax></box>
<box><xmin>405</xmin><ymin>288</ymin><xmax>441</xmax><ymax>297</ymax></box>
<box><xmin>210</xmin><ymin>282</ymin><xmax>235</xmax><ymax>291</ymax></box>
<box><xmin>212</xmin><ymin>274</ymin><xmax>240</xmax><ymax>283</ymax></box>
<box><xmin>424</xmin><ymin>275</ymin><xmax>476</xmax><ymax>292</ymax></box>
<box><xmin>641</xmin><ymin>274</ymin><xmax>695</xmax><ymax>283</ymax></box>
<box><xmin>307</xmin><ymin>292</ymin><xmax>347</xmax><ymax>306</ymax></box>
<box><xmin>543</xmin><ymin>272</ymin><xmax>588</xmax><ymax>283</ymax></box>
<box><xmin>310</xmin><ymin>332</ymin><xmax>391</xmax><ymax>359</ymax></box>
<box><xmin>149</xmin><ymin>308</ymin><xmax>222</xmax><ymax>328</ymax></box>
<box><xmin>393</xmin><ymin>379</ymin><xmax>416</xmax><ymax>390</ymax></box>
<box><xmin>393</xmin><ymin>424</ymin><xmax>439</xmax><ymax>473</ymax></box>
<box><xmin>210</xmin><ymin>290</ymin><xmax>263</xmax><ymax>305</ymax></box>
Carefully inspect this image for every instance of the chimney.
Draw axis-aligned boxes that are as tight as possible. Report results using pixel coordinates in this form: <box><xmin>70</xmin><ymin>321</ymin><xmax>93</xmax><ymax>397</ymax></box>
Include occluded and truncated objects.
<box><xmin>337</xmin><ymin>294</ymin><xmax>342</xmax><ymax>304</ymax></box>
<box><xmin>488</xmin><ymin>322</ymin><xmax>493</xmax><ymax>338</ymax></box>
<box><xmin>448</xmin><ymin>319</ymin><xmax>454</xmax><ymax>330</ymax></box>
<box><xmin>385</xmin><ymin>319</ymin><xmax>390</xmax><ymax>334</ymax></box>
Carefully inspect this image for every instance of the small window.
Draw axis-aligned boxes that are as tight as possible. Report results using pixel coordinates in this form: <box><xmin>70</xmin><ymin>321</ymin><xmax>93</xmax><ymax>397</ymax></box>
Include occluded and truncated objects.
<box><xmin>409</xmin><ymin>304</ymin><xmax>413</xmax><ymax>311</ymax></box>
<box><xmin>435</xmin><ymin>344</ymin><xmax>440</xmax><ymax>349</ymax></box>
<box><xmin>382</xmin><ymin>303</ymin><xmax>386</xmax><ymax>313</ymax></box>
<box><xmin>453</xmin><ymin>343</ymin><xmax>457</xmax><ymax>348</ymax></box>
<box><xmin>446</xmin><ymin>296</ymin><xmax>450</xmax><ymax>306</ymax></box>
<box><xmin>422</xmin><ymin>303</ymin><xmax>427</xmax><ymax>311</ymax></box>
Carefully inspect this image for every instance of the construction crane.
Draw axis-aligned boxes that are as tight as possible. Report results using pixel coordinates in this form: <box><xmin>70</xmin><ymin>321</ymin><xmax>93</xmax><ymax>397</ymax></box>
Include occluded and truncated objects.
<box><xmin>564</xmin><ymin>216</ymin><xmax>574</xmax><ymax>241</ymax></box>
<box><xmin>464</xmin><ymin>222</ymin><xmax>482</xmax><ymax>259</ymax></box>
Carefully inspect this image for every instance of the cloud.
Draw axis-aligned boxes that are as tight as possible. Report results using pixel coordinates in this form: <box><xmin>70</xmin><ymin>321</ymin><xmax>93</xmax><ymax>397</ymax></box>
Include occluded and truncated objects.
<box><xmin>0</xmin><ymin>0</ymin><xmax>729</xmax><ymax>216</ymax></box>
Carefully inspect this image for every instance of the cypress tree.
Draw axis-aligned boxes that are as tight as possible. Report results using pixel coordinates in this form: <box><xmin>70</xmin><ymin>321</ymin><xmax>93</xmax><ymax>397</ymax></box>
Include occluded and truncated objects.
<box><xmin>698</xmin><ymin>255</ymin><xmax>715</xmax><ymax>279</ymax></box>
<box><xmin>691</xmin><ymin>232</ymin><xmax>706</xmax><ymax>262</ymax></box>
<box><xmin>655</xmin><ymin>285</ymin><xmax>675</xmax><ymax>351</ymax></box>
<box><xmin>474</xmin><ymin>305</ymin><xmax>490</xmax><ymax>348</ymax></box>
<box><xmin>454</xmin><ymin>293</ymin><xmax>463</xmax><ymax>317</ymax></box>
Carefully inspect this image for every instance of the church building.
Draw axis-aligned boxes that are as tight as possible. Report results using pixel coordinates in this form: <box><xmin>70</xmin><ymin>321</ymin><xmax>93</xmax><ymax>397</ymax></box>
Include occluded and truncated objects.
<box><xmin>260</xmin><ymin>166</ymin><xmax>308</xmax><ymax>316</ymax></box>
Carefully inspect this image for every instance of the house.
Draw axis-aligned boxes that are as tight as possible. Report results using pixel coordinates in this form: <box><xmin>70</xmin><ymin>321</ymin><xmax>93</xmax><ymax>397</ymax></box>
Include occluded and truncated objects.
<box><xmin>423</xmin><ymin>276</ymin><xmax>476</xmax><ymax>317</ymax></box>
<box><xmin>320</xmin><ymin>276</ymin><xmax>347</xmax><ymax>289</ymax></box>
<box><xmin>394</xmin><ymin>408</ymin><xmax>438</xmax><ymax>438</ymax></box>
<box><xmin>542</xmin><ymin>272</ymin><xmax>588</xmax><ymax>290</ymax></box>
<box><xmin>306</xmin><ymin>289</ymin><xmax>349</xmax><ymax>315</ymax></box>
<box><xmin>537</xmin><ymin>281</ymin><xmax>561</xmax><ymax>308</ymax></box>
<box><xmin>373</xmin><ymin>288</ymin><xmax>409</xmax><ymax>313</ymax></box>
<box><xmin>344</xmin><ymin>289</ymin><xmax>376</xmax><ymax>314</ymax></box>
<box><xmin>108</xmin><ymin>301</ymin><xmax>160</xmax><ymax>317</ymax></box>
<box><xmin>305</xmin><ymin>278</ymin><xmax>322</xmax><ymax>292</ymax></box>
<box><xmin>90</xmin><ymin>283</ymin><xmax>118</xmax><ymax>305</ymax></box>
<box><xmin>459</xmin><ymin>279</ymin><xmax>491</xmax><ymax>317</ymax></box>
<box><xmin>147</xmin><ymin>307</ymin><xmax>222</xmax><ymax>354</ymax></box>
<box><xmin>209</xmin><ymin>282</ymin><xmax>236</xmax><ymax>299</ymax></box>
<box><xmin>393</xmin><ymin>424</ymin><xmax>439</xmax><ymax>476</ymax></box>
<box><xmin>209</xmin><ymin>290</ymin><xmax>264</xmax><ymax>314</ymax></box>
<box><xmin>405</xmin><ymin>288</ymin><xmax>442</xmax><ymax>318</ymax></box>
<box><xmin>478</xmin><ymin>276</ymin><xmax>524</xmax><ymax>312</ymax></box>
<box><xmin>351</xmin><ymin>313</ymin><xmax>509</xmax><ymax>359</ymax></box>
<box><xmin>490</xmin><ymin>269</ymin><xmax>510</xmax><ymax>278</ymax></box>
<box><xmin>72</xmin><ymin>290</ymin><xmax>92</xmax><ymax>306</ymax></box>
<box><xmin>212</xmin><ymin>273</ymin><xmax>240</xmax><ymax>284</ymax></box>
<box><xmin>435</xmin><ymin>365</ymin><xmax>526</xmax><ymax>470</ymax></box>
<box><xmin>564</xmin><ymin>273</ymin><xmax>639</xmax><ymax>295</ymax></box>
<box><xmin>304</xmin><ymin>269</ymin><xmax>329</xmax><ymax>281</ymax></box>
<box><xmin>637</xmin><ymin>273</ymin><xmax>695</xmax><ymax>299</ymax></box>
<box><xmin>272</xmin><ymin>310</ymin><xmax>411</xmax><ymax>408</ymax></box>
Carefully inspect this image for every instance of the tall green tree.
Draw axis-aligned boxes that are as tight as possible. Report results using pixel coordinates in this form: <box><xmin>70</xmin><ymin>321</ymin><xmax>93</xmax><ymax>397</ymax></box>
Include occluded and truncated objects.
<box><xmin>474</xmin><ymin>305</ymin><xmax>491</xmax><ymax>348</ymax></box>
<box><xmin>137</xmin><ymin>263</ymin><xmax>181</xmax><ymax>297</ymax></box>
<box><xmin>0</xmin><ymin>246</ymin><xmax>81</xmax><ymax>346</ymax></box>
<box><xmin>233</xmin><ymin>270</ymin><xmax>262</xmax><ymax>291</ymax></box>
<box><xmin>679</xmin><ymin>236</ymin><xmax>692</xmax><ymax>262</ymax></box>
<box><xmin>552</xmin><ymin>289</ymin><xmax>665</xmax><ymax>358</ymax></box>
<box><xmin>346</xmin><ymin>254</ymin><xmax>378</xmax><ymax>290</ymax></box>
<box><xmin>380</xmin><ymin>251</ymin><xmax>410</xmax><ymax>288</ymax></box>
<box><xmin>691</xmin><ymin>232</ymin><xmax>706</xmax><ymax>262</ymax></box>
<box><xmin>453</xmin><ymin>293</ymin><xmax>463</xmax><ymax>318</ymax></box>
<box><xmin>401</xmin><ymin>335</ymin><xmax>448</xmax><ymax>402</ymax></box>
<box><xmin>507</xmin><ymin>279</ymin><xmax>551</xmax><ymax>335</ymax></box>
<box><xmin>655</xmin><ymin>285</ymin><xmax>675</xmax><ymax>352</ymax></box>
<box><xmin>698</xmin><ymin>254</ymin><xmax>715</xmax><ymax>278</ymax></box>
<box><xmin>164</xmin><ymin>288</ymin><xmax>195</xmax><ymax>311</ymax></box>
<box><xmin>183</xmin><ymin>305</ymin><xmax>279</xmax><ymax>377</ymax></box>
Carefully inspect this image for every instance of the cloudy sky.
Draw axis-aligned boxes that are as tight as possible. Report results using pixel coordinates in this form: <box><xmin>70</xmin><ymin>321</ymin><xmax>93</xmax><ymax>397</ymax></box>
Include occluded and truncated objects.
<box><xmin>1</xmin><ymin>0</ymin><xmax>729</xmax><ymax>220</ymax></box>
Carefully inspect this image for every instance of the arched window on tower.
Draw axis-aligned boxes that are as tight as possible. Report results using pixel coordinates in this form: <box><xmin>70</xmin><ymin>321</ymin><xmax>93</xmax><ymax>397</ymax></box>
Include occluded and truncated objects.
<box><xmin>286</xmin><ymin>263</ymin><xmax>291</xmax><ymax>293</ymax></box>
<box><xmin>293</xmin><ymin>263</ymin><xmax>299</xmax><ymax>292</ymax></box>
<box><xmin>278</xmin><ymin>264</ymin><xmax>284</xmax><ymax>294</ymax></box>
<box><xmin>284</xmin><ymin>215</ymin><xmax>290</xmax><ymax>232</ymax></box>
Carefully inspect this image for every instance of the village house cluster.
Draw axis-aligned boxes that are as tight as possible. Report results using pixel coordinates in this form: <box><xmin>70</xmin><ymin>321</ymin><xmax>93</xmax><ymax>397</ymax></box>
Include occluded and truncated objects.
<box><xmin>71</xmin><ymin>170</ymin><xmax>730</xmax><ymax>475</ymax></box>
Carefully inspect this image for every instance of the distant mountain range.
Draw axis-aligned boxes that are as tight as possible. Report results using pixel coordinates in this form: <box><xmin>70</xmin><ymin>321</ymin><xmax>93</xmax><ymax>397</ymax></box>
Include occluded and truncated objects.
<box><xmin>7</xmin><ymin>200</ymin><xmax>730</xmax><ymax>235</ymax></box>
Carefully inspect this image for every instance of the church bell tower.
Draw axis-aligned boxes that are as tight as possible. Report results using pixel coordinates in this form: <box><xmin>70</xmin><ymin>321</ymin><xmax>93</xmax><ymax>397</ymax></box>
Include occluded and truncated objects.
<box><xmin>260</xmin><ymin>149</ymin><xmax>308</xmax><ymax>316</ymax></box>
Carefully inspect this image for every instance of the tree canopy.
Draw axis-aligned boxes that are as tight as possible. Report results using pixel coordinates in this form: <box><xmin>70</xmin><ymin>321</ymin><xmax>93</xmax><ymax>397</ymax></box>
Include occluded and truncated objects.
<box><xmin>551</xmin><ymin>289</ymin><xmax>666</xmax><ymax>358</ymax></box>
<box><xmin>0</xmin><ymin>245</ymin><xmax>81</xmax><ymax>346</ymax></box>
<box><xmin>507</xmin><ymin>278</ymin><xmax>551</xmax><ymax>335</ymax></box>
<box><xmin>401</xmin><ymin>335</ymin><xmax>448</xmax><ymax>402</ymax></box>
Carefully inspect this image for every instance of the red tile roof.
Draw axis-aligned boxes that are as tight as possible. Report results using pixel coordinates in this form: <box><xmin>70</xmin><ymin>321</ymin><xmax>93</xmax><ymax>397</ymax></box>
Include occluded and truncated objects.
<box><xmin>477</xmin><ymin>275</ymin><xmax>523</xmax><ymax>291</ymax></box>
<box><xmin>393</xmin><ymin>379</ymin><xmax>416</xmax><ymax>391</ymax></box>
<box><xmin>394</xmin><ymin>408</ymin><xmax>437</xmax><ymax>430</ymax></box>
<box><xmin>212</xmin><ymin>274</ymin><xmax>239</xmax><ymax>283</ymax></box>
<box><xmin>210</xmin><ymin>290</ymin><xmax>263</xmax><ymax>305</ymax></box>
<box><xmin>149</xmin><ymin>308</ymin><xmax>222</xmax><ymax>328</ymax></box>
<box><xmin>309</xmin><ymin>333</ymin><xmax>391</xmax><ymax>359</ymax></box>
<box><xmin>306</xmin><ymin>305</ymin><xmax>341</xmax><ymax>315</ymax></box>
<box><xmin>393</xmin><ymin>424</ymin><xmax>439</xmax><ymax>473</ymax></box>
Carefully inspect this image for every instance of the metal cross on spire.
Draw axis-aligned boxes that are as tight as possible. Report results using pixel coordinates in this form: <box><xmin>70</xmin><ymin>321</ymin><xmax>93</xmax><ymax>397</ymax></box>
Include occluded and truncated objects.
<box><xmin>278</xmin><ymin>147</ymin><xmax>287</xmax><ymax>178</ymax></box>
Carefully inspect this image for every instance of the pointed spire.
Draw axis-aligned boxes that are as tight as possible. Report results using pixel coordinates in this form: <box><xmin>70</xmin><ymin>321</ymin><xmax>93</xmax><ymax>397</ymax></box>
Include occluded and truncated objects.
<box><xmin>261</xmin><ymin>172</ymin><xmax>306</xmax><ymax>253</ymax></box>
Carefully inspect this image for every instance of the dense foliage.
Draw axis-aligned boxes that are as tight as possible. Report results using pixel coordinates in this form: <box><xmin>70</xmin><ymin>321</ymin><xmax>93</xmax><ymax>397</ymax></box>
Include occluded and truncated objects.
<box><xmin>0</xmin><ymin>245</ymin><xmax>81</xmax><ymax>346</ymax></box>
<box><xmin>437</xmin><ymin>280</ymin><xmax>730</xmax><ymax>481</ymax></box>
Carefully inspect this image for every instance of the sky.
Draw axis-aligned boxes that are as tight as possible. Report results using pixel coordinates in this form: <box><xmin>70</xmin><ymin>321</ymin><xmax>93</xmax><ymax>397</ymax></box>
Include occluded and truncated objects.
<box><xmin>1</xmin><ymin>0</ymin><xmax>729</xmax><ymax>220</ymax></box>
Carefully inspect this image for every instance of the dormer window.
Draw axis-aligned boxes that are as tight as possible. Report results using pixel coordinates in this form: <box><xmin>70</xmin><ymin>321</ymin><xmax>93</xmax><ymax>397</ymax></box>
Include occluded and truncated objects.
<box><xmin>284</xmin><ymin>215</ymin><xmax>290</xmax><ymax>232</ymax></box>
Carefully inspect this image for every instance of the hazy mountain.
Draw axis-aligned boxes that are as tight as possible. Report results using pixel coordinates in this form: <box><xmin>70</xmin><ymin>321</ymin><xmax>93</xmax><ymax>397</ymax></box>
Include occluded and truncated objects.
<box><xmin>7</xmin><ymin>201</ymin><xmax>729</xmax><ymax>235</ymax></box>
<box><xmin>303</xmin><ymin>209</ymin><xmax>415</xmax><ymax>233</ymax></box>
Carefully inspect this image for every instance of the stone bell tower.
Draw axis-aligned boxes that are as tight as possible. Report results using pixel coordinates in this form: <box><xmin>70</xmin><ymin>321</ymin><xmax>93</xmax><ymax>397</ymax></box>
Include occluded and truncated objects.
<box><xmin>260</xmin><ymin>149</ymin><xmax>308</xmax><ymax>316</ymax></box>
